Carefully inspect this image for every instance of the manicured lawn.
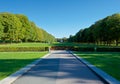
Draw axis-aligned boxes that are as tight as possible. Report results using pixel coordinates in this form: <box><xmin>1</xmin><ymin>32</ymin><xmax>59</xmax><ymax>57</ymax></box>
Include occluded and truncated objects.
<box><xmin>0</xmin><ymin>52</ymin><xmax>47</xmax><ymax>80</ymax></box>
<box><xmin>74</xmin><ymin>51</ymin><xmax>120</xmax><ymax>81</ymax></box>
<box><xmin>0</xmin><ymin>43</ymin><xmax>50</xmax><ymax>47</ymax></box>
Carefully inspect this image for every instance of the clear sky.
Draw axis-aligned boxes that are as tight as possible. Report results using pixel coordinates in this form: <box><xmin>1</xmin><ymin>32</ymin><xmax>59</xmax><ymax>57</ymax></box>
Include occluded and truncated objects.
<box><xmin>0</xmin><ymin>0</ymin><xmax>120</xmax><ymax>38</ymax></box>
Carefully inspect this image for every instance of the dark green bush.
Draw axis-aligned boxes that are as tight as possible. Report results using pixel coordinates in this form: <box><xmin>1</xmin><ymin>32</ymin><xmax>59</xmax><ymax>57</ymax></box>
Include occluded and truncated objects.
<box><xmin>51</xmin><ymin>46</ymin><xmax>73</xmax><ymax>50</ymax></box>
<box><xmin>97</xmin><ymin>48</ymin><xmax>120</xmax><ymax>52</ymax></box>
<box><xmin>51</xmin><ymin>46</ymin><xmax>120</xmax><ymax>52</ymax></box>
<box><xmin>73</xmin><ymin>47</ymin><xmax>94</xmax><ymax>51</ymax></box>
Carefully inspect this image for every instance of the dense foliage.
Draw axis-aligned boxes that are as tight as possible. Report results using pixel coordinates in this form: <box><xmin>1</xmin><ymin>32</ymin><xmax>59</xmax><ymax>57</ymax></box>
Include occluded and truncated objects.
<box><xmin>0</xmin><ymin>12</ymin><xmax>55</xmax><ymax>43</ymax></box>
<box><xmin>68</xmin><ymin>13</ymin><xmax>120</xmax><ymax>46</ymax></box>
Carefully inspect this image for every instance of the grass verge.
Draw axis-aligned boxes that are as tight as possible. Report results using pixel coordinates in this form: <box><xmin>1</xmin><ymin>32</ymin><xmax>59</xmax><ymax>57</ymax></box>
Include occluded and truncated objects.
<box><xmin>0</xmin><ymin>52</ymin><xmax>47</xmax><ymax>80</ymax></box>
<box><xmin>74</xmin><ymin>51</ymin><xmax>120</xmax><ymax>81</ymax></box>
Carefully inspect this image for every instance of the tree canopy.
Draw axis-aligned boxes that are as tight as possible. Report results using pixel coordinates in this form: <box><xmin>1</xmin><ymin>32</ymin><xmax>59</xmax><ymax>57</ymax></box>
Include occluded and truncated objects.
<box><xmin>0</xmin><ymin>12</ymin><xmax>55</xmax><ymax>43</ymax></box>
<box><xmin>68</xmin><ymin>13</ymin><xmax>120</xmax><ymax>46</ymax></box>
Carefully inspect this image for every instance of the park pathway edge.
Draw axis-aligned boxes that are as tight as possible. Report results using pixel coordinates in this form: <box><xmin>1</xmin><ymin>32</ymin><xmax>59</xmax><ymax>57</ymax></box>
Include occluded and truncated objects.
<box><xmin>69</xmin><ymin>51</ymin><xmax>120</xmax><ymax>84</ymax></box>
<box><xmin>0</xmin><ymin>53</ymin><xmax>50</xmax><ymax>84</ymax></box>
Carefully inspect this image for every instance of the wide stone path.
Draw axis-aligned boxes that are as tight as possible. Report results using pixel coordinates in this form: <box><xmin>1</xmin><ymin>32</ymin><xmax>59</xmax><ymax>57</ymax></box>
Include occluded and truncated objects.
<box><xmin>13</xmin><ymin>50</ymin><xmax>106</xmax><ymax>84</ymax></box>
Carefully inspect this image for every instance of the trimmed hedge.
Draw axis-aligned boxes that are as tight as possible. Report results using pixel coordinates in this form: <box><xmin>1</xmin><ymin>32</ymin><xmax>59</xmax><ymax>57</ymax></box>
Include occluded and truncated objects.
<box><xmin>73</xmin><ymin>47</ymin><xmax>120</xmax><ymax>52</ymax></box>
<box><xmin>51</xmin><ymin>46</ymin><xmax>120</xmax><ymax>52</ymax></box>
<box><xmin>73</xmin><ymin>47</ymin><xmax>94</xmax><ymax>51</ymax></box>
<box><xmin>51</xmin><ymin>46</ymin><xmax>94</xmax><ymax>51</ymax></box>
<box><xmin>3</xmin><ymin>46</ymin><xmax>120</xmax><ymax>52</ymax></box>
<box><xmin>97</xmin><ymin>47</ymin><xmax>120</xmax><ymax>52</ymax></box>
<box><xmin>50</xmin><ymin>46</ymin><xmax>71</xmax><ymax>50</ymax></box>
<box><xmin>0</xmin><ymin>47</ymin><xmax>49</xmax><ymax>52</ymax></box>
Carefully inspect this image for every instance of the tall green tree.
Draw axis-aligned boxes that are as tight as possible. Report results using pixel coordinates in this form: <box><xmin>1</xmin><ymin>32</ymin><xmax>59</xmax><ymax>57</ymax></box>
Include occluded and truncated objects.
<box><xmin>16</xmin><ymin>14</ymin><xmax>31</xmax><ymax>42</ymax></box>
<box><xmin>0</xmin><ymin>12</ymin><xmax>55</xmax><ymax>43</ymax></box>
<box><xmin>106</xmin><ymin>14</ymin><xmax>120</xmax><ymax>46</ymax></box>
<box><xmin>0</xmin><ymin>13</ymin><xmax>22</xmax><ymax>43</ymax></box>
<box><xmin>68</xmin><ymin>13</ymin><xmax>120</xmax><ymax>46</ymax></box>
<box><xmin>0</xmin><ymin>16</ymin><xmax>4</xmax><ymax>40</ymax></box>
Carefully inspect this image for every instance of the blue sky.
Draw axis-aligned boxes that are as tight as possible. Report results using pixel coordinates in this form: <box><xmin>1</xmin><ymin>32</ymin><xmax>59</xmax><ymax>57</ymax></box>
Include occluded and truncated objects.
<box><xmin>0</xmin><ymin>0</ymin><xmax>120</xmax><ymax>38</ymax></box>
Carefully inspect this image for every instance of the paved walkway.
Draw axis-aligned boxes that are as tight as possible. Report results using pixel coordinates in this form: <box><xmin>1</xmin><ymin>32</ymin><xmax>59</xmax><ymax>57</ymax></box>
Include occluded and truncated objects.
<box><xmin>12</xmin><ymin>50</ymin><xmax>105</xmax><ymax>84</ymax></box>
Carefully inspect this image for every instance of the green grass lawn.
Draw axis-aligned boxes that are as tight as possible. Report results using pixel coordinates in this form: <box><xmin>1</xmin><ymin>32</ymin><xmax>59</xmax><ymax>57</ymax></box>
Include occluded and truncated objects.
<box><xmin>0</xmin><ymin>43</ymin><xmax>50</xmax><ymax>47</ymax></box>
<box><xmin>74</xmin><ymin>51</ymin><xmax>120</xmax><ymax>81</ymax></box>
<box><xmin>0</xmin><ymin>52</ymin><xmax>47</xmax><ymax>80</ymax></box>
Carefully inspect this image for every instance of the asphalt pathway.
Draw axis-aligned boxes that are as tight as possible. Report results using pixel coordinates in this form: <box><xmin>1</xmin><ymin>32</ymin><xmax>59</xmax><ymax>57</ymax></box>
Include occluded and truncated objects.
<box><xmin>12</xmin><ymin>50</ymin><xmax>105</xmax><ymax>84</ymax></box>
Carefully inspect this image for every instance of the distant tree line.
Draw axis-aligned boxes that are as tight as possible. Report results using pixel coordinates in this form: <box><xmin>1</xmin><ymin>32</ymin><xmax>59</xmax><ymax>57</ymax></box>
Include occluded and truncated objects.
<box><xmin>0</xmin><ymin>12</ymin><xmax>55</xmax><ymax>43</ymax></box>
<box><xmin>68</xmin><ymin>13</ymin><xmax>120</xmax><ymax>46</ymax></box>
<box><xmin>56</xmin><ymin>37</ymin><xmax>68</xmax><ymax>42</ymax></box>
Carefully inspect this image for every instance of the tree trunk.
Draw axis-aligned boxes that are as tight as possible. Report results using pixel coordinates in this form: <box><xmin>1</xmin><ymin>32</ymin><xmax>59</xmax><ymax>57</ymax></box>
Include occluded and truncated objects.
<box><xmin>116</xmin><ymin>39</ymin><xmax>118</xmax><ymax>46</ymax></box>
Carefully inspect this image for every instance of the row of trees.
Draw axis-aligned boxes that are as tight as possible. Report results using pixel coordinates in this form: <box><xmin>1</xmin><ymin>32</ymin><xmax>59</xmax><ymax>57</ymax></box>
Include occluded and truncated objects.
<box><xmin>0</xmin><ymin>12</ymin><xmax>55</xmax><ymax>43</ymax></box>
<box><xmin>68</xmin><ymin>13</ymin><xmax>120</xmax><ymax>46</ymax></box>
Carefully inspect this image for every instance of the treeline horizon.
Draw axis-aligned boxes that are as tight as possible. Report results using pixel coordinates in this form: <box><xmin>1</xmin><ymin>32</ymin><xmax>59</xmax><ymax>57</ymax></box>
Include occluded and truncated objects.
<box><xmin>68</xmin><ymin>13</ymin><xmax>120</xmax><ymax>46</ymax></box>
<box><xmin>0</xmin><ymin>12</ymin><xmax>55</xmax><ymax>43</ymax></box>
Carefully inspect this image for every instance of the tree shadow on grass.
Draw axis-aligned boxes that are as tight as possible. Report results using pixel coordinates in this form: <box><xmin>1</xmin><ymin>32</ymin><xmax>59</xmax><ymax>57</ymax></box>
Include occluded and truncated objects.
<box><xmin>0</xmin><ymin>59</ymin><xmax>38</xmax><ymax>80</ymax></box>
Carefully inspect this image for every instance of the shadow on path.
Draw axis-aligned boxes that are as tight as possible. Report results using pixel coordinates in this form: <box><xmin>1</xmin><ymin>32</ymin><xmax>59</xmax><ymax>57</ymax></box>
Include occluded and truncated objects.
<box><xmin>13</xmin><ymin>50</ymin><xmax>106</xmax><ymax>84</ymax></box>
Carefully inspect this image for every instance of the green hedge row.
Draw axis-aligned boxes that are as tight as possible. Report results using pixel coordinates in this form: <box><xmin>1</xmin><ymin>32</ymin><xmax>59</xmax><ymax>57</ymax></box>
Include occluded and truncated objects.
<box><xmin>73</xmin><ymin>47</ymin><xmax>94</xmax><ymax>51</ymax></box>
<box><xmin>74</xmin><ymin>47</ymin><xmax>120</xmax><ymax>52</ymax></box>
<box><xmin>51</xmin><ymin>46</ymin><xmax>94</xmax><ymax>51</ymax></box>
<box><xmin>51</xmin><ymin>46</ymin><xmax>120</xmax><ymax>52</ymax></box>
<box><xmin>0</xmin><ymin>47</ymin><xmax>49</xmax><ymax>52</ymax></box>
<box><xmin>97</xmin><ymin>48</ymin><xmax>120</xmax><ymax>52</ymax></box>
